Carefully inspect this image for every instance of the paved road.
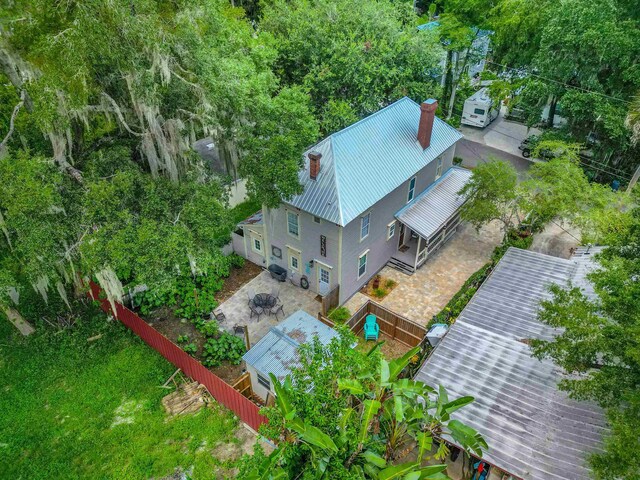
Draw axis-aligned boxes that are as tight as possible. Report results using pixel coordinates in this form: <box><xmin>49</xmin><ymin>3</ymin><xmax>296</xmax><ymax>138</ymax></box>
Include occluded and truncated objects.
<box><xmin>457</xmin><ymin>138</ymin><xmax>534</xmax><ymax>173</ymax></box>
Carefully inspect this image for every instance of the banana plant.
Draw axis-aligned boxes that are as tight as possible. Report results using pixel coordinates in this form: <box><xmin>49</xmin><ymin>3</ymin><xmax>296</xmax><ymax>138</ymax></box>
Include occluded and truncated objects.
<box><xmin>246</xmin><ymin>351</ymin><xmax>487</xmax><ymax>479</ymax></box>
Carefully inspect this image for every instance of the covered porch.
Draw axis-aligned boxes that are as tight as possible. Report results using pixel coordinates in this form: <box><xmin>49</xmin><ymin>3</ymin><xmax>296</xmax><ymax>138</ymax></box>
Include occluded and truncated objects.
<box><xmin>389</xmin><ymin>167</ymin><xmax>472</xmax><ymax>274</ymax></box>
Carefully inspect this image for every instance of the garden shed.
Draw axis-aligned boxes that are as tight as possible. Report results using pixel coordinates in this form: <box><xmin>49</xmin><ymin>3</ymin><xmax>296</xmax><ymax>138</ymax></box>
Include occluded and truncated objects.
<box><xmin>242</xmin><ymin>310</ymin><xmax>339</xmax><ymax>402</ymax></box>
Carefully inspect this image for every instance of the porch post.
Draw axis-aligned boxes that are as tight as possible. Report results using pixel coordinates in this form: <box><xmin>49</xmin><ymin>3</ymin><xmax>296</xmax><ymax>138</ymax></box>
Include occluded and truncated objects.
<box><xmin>414</xmin><ymin>235</ymin><xmax>422</xmax><ymax>270</ymax></box>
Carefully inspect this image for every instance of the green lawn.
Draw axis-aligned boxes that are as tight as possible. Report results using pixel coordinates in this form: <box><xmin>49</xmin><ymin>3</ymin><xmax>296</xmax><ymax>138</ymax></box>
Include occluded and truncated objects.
<box><xmin>0</xmin><ymin>305</ymin><xmax>239</xmax><ymax>479</ymax></box>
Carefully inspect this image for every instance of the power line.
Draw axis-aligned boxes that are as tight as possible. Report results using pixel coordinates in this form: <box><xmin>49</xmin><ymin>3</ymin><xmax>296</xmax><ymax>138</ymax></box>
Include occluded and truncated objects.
<box><xmin>485</xmin><ymin>60</ymin><xmax>632</xmax><ymax>105</ymax></box>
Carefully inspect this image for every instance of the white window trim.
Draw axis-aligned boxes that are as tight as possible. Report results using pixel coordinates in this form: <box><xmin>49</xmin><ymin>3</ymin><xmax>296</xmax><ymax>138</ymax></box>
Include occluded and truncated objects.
<box><xmin>407</xmin><ymin>176</ymin><xmax>416</xmax><ymax>203</ymax></box>
<box><xmin>387</xmin><ymin>220</ymin><xmax>396</xmax><ymax>241</ymax></box>
<box><xmin>357</xmin><ymin>250</ymin><xmax>369</xmax><ymax>280</ymax></box>
<box><xmin>249</xmin><ymin>230</ymin><xmax>264</xmax><ymax>256</ymax></box>
<box><xmin>286</xmin><ymin>210</ymin><xmax>300</xmax><ymax>239</ymax></box>
<box><xmin>435</xmin><ymin>157</ymin><xmax>443</xmax><ymax>180</ymax></box>
<box><xmin>287</xmin><ymin>246</ymin><xmax>302</xmax><ymax>273</ymax></box>
<box><xmin>316</xmin><ymin>261</ymin><xmax>332</xmax><ymax>292</ymax></box>
<box><xmin>360</xmin><ymin>212</ymin><xmax>371</xmax><ymax>241</ymax></box>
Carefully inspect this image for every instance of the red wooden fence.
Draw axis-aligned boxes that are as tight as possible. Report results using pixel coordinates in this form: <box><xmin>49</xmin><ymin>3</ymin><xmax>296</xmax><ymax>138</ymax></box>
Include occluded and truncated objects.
<box><xmin>88</xmin><ymin>282</ymin><xmax>267</xmax><ymax>432</ymax></box>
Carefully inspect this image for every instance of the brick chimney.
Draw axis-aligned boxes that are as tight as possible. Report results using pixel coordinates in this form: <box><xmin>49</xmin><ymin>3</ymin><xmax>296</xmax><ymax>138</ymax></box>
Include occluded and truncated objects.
<box><xmin>308</xmin><ymin>151</ymin><xmax>322</xmax><ymax>180</ymax></box>
<box><xmin>417</xmin><ymin>99</ymin><xmax>438</xmax><ymax>150</ymax></box>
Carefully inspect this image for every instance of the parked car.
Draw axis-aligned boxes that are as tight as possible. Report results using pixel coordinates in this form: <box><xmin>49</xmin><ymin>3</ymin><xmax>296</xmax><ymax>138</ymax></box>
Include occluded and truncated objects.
<box><xmin>518</xmin><ymin>135</ymin><xmax>555</xmax><ymax>159</ymax></box>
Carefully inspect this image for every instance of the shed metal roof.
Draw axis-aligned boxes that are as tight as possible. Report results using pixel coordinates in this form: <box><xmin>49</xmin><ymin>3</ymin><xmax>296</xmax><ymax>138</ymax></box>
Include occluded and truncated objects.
<box><xmin>242</xmin><ymin>310</ymin><xmax>339</xmax><ymax>382</ymax></box>
<box><xmin>394</xmin><ymin>167</ymin><xmax>471</xmax><ymax>240</ymax></box>
<box><xmin>415</xmin><ymin>248</ymin><xmax>608</xmax><ymax>480</ymax></box>
<box><xmin>286</xmin><ymin>97</ymin><xmax>463</xmax><ymax>226</ymax></box>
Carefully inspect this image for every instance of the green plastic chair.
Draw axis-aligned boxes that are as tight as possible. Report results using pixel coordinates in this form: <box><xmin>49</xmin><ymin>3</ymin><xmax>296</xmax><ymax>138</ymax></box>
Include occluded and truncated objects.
<box><xmin>364</xmin><ymin>315</ymin><xmax>379</xmax><ymax>341</ymax></box>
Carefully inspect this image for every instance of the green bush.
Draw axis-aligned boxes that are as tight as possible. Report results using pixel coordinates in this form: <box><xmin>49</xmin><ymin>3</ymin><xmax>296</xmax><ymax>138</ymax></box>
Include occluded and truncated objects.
<box><xmin>176</xmin><ymin>334</ymin><xmax>189</xmax><ymax>344</ymax></box>
<box><xmin>229</xmin><ymin>253</ymin><xmax>245</xmax><ymax>268</ymax></box>
<box><xmin>197</xmin><ymin>320</ymin><xmax>220</xmax><ymax>338</ymax></box>
<box><xmin>202</xmin><ymin>332</ymin><xmax>246</xmax><ymax>367</ymax></box>
<box><xmin>384</xmin><ymin>279</ymin><xmax>397</xmax><ymax>289</ymax></box>
<box><xmin>453</xmin><ymin>156</ymin><xmax>464</xmax><ymax>166</ymax></box>
<box><xmin>182</xmin><ymin>343</ymin><xmax>197</xmax><ymax>356</ymax></box>
<box><xmin>372</xmin><ymin>287</ymin><xmax>387</xmax><ymax>299</ymax></box>
<box><xmin>327</xmin><ymin>306</ymin><xmax>351</xmax><ymax>323</ymax></box>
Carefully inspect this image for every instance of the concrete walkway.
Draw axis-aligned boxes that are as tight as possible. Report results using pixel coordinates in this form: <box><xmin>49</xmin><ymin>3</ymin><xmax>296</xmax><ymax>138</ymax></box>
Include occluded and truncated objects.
<box><xmin>217</xmin><ymin>270</ymin><xmax>322</xmax><ymax>345</ymax></box>
<box><xmin>345</xmin><ymin>221</ymin><xmax>503</xmax><ymax>326</ymax></box>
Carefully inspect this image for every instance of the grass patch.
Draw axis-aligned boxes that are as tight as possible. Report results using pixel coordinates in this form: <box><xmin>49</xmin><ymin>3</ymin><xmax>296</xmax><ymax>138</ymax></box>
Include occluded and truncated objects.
<box><xmin>229</xmin><ymin>199</ymin><xmax>262</xmax><ymax>224</ymax></box>
<box><xmin>0</xmin><ymin>303</ymin><xmax>239</xmax><ymax>480</ymax></box>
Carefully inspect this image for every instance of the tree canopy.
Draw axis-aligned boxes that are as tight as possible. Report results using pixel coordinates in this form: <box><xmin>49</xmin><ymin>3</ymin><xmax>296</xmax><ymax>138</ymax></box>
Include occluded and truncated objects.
<box><xmin>531</xmin><ymin>194</ymin><xmax>640</xmax><ymax>479</ymax></box>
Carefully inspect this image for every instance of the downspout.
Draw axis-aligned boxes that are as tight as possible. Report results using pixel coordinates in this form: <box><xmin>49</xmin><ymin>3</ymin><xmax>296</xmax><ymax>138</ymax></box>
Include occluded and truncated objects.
<box><xmin>337</xmin><ymin>224</ymin><xmax>343</xmax><ymax>304</ymax></box>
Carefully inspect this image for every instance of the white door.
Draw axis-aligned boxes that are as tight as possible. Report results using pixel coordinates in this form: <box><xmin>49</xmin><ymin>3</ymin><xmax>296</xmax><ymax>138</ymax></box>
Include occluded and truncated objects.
<box><xmin>318</xmin><ymin>266</ymin><xmax>331</xmax><ymax>295</ymax></box>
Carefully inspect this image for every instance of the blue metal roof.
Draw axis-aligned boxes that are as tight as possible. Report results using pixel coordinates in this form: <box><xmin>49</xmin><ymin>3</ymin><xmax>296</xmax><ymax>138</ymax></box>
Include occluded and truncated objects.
<box><xmin>286</xmin><ymin>97</ymin><xmax>463</xmax><ymax>226</ymax></box>
<box><xmin>242</xmin><ymin>310</ymin><xmax>339</xmax><ymax>382</ymax></box>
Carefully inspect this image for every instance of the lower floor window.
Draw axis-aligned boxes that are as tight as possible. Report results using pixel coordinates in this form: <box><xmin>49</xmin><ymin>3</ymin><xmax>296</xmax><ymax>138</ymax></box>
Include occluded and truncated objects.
<box><xmin>257</xmin><ymin>373</ymin><xmax>270</xmax><ymax>390</ymax></box>
<box><xmin>290</xmin><ymin>255</ymin><xmax>299</xmax><ymax>271</ymax></box>
<box><xmin>358</xmin><ymin>252</ymin><xmax>368</xmax><ymax>278</ymax></box>
<box><xmin>253</xmin><ymin>238</ymin><xmax>262</xmax><ymax>252</ymax></box>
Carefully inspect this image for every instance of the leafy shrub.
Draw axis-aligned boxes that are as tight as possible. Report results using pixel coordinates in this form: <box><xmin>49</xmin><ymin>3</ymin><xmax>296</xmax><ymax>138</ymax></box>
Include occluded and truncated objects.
<box><xmin>183</xmin><ymin>343</ymin><xmax>197</xmax><ymax>355</ymax></box>
<box><xmin>202</xmin><ymin>332</ymin><xmax>246</xmax><ymax>367</ymax></box>
<box><xmin>372</xmin><ymin>287</ymin><xmax>387</xmax><ymax>299</ymax></box>
<box><xmin>197</xmin><ymin>320</ymin><xmax>220</xmax><ymax>338</ymax></box>
<box><xmin>229</xmin><ymin>253</ymin><xmax>245</xmax><ymax>268</ymax></box>
<box><xmin>453</xmin><ymin>156</ymin><xmax>464</xmax><ymax>166</ymax></box>
<box><xmin>384</xmin><ymin>279</ymin><xmax>397</xmax><ymax>289</ymax></box>
<box><xmin>177</xmin><ymin>334</ymin><xmax>189</xmax><ymax>344</ymax></box>
<box><xmin>327</xmin><ymin>306</ymin><xmax>351</xmax><ymax>323</ymax></box>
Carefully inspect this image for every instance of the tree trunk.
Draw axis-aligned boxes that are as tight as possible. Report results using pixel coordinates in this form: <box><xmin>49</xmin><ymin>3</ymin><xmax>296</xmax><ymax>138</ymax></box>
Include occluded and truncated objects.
<box><xmin>546</xmin><ymin>96</ymin><xmax>557</xmax><ymax>128</ymax></box>
<box><xmin>4</xmin><ymin>307</ymin><xmax>35</xmax><ymax>336</ymax></box>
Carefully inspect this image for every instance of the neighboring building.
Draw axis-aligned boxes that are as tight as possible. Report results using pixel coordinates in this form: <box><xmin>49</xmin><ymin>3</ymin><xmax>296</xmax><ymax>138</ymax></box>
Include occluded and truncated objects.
<box><xmin>416</xmin><ymin>247</ymin><xmax>607</xmax><ymax>480</ymax></box>
<box><xmin>242</xmin><ymin>310</ymin><xmax>339</xmax><ymax>401</ymax></box>
<box><xmin>233</xmin><ymin>97</ymin><xmax>469</xmax><ymax>305</ymax></box>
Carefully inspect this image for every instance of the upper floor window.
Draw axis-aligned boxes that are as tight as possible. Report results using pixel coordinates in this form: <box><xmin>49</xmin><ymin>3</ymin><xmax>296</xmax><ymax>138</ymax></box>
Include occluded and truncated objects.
<box><xmin>435</xmin><ymin>157</ymin><xmax>443</xmax><ymax>179</ymax></box>
<box><xmin>360</xmin><ymin>212</ymin><xmax>371</xmax><ymax>240</ymax></box>
<box><xmin>257</xmin><ymin>373</ymin><xmax>270</xmax><ymax>390</ymax></box>
<box><xmin>313</xmin><ymin>216</ymin><xmax>321</xmax><ymax>224</ymax></box>
<box><xmin>287</xmin><ymin>211</ymin><xmax>299</xmax><ymax>238</ymax></box>
<box><xmin>407</xmin><ymin>177</ymin><xmax>416</xmax><ymax>203</ymax></box>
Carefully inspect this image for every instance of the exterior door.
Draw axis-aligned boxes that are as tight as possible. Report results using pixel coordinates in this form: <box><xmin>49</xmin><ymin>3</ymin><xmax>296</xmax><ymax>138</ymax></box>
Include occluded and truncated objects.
<box><xmin>318</xmin><ymin>265</ymin><xmax>331</xmax><ymax>295</ymax></box>
<box><xmin>398</xmin><ymin>224</ymin><xmax>405</xmax><ymax>248</ymax></box>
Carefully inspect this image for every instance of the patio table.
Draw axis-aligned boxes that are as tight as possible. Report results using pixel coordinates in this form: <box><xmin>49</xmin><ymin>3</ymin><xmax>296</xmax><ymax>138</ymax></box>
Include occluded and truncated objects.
<box><xmin>253</xmin><ymin>293</ymin><xmax>277</xmax><ymax>309</ymax></box>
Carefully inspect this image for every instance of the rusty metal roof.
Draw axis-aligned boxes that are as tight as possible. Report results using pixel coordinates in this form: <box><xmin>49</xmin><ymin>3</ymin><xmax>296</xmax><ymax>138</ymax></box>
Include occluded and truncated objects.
<box><xmin>416</xmin><ymin>248</ymin><xmax>608</xmax><ymax>480</ymax></box>
<box><xmin>242</xmin><ymin>310</ymin><xmax>339</xmax><ymax>382</ymax></box>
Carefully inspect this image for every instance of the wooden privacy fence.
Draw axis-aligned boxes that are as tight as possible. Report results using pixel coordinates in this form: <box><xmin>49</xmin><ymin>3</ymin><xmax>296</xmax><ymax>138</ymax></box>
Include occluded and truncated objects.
<box><xmin>321</xmin><ymin>285</ymin><xmax>340</xmax><ymax>316</ymax></box>
<box><xmin>319</xmin><ymin>300</ymin><xmax>427</xmax><ymax>347</ymax></box>
<box><xmin>88</xmin><ymin>282</ymin><xmax>267</xmax><ymax>432</ymax></box>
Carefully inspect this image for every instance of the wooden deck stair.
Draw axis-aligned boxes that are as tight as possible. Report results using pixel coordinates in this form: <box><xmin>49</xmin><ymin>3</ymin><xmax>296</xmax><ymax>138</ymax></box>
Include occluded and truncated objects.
<box><xmin>387</xmin><ymin>257</ymin><xmax>415</xmax><ymax>275</ymax></box>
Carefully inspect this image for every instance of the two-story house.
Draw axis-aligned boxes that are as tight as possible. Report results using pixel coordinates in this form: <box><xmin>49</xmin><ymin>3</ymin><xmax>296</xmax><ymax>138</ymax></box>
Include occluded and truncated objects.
<box><xmin>233</xmin><ymin>97</ymin><xmax>471</xmax><ymax>306</ymax></box>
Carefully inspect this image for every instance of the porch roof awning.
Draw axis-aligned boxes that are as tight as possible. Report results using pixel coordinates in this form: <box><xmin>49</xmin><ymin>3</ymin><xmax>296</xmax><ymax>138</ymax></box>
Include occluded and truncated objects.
<box><xmin>395</xmin><ymin>167</ymin><xmax>472</xmax><ymax>240</ymax></box>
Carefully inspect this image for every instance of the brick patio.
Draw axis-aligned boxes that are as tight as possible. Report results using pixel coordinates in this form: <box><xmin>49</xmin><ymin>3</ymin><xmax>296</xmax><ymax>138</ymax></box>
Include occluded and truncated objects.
<box><xmin>217</xmin><ymin>270</ymin><xmax>322</xmax><ymax>346</ymax></box>
<box><xmin>344</xmin><ymin>221</ymin><xmax>503</xmax><ymax>326</ymax></box>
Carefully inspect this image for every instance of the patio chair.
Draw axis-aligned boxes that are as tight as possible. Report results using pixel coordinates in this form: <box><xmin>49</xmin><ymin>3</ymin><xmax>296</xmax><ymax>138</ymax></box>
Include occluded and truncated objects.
<box><xmin>249</xmin><ymin>301</ymin><xmax>263</xmax><ymax>320</ymax></box>
<box><xmin>213</xmin><ymin>308</ymin><xmax>226</xmax><ymax>323</ymax></box>
<box><xmin>365</xmin><ymin>314</ymin><xmax>377</xmax><ymax>328</ymax></box>
<box><xmin>270</xmin><ymin>285</ymin><xmax>280</xmax><ymax>300</ymax></box>
<box><xmin>246</xmin><ymin>287</ymin><xmax>256</xmax><ymax>305</ymax></box>
<box><xmin>270</xmin><ymin>302</ymin><xmax>284</xmax><ymax>319</ymax></box>
<box><xmin>364</xmin><ymin>321</ymin><xmax>379</xmax><ymax>341</ymax></box>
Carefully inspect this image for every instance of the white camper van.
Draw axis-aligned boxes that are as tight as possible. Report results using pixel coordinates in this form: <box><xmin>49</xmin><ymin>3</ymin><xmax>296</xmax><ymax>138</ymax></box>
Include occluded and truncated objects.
<box><xmin>461</xmin><ymin>88</ymin><xmax>499</xmax><ymax>128</ymax></box>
